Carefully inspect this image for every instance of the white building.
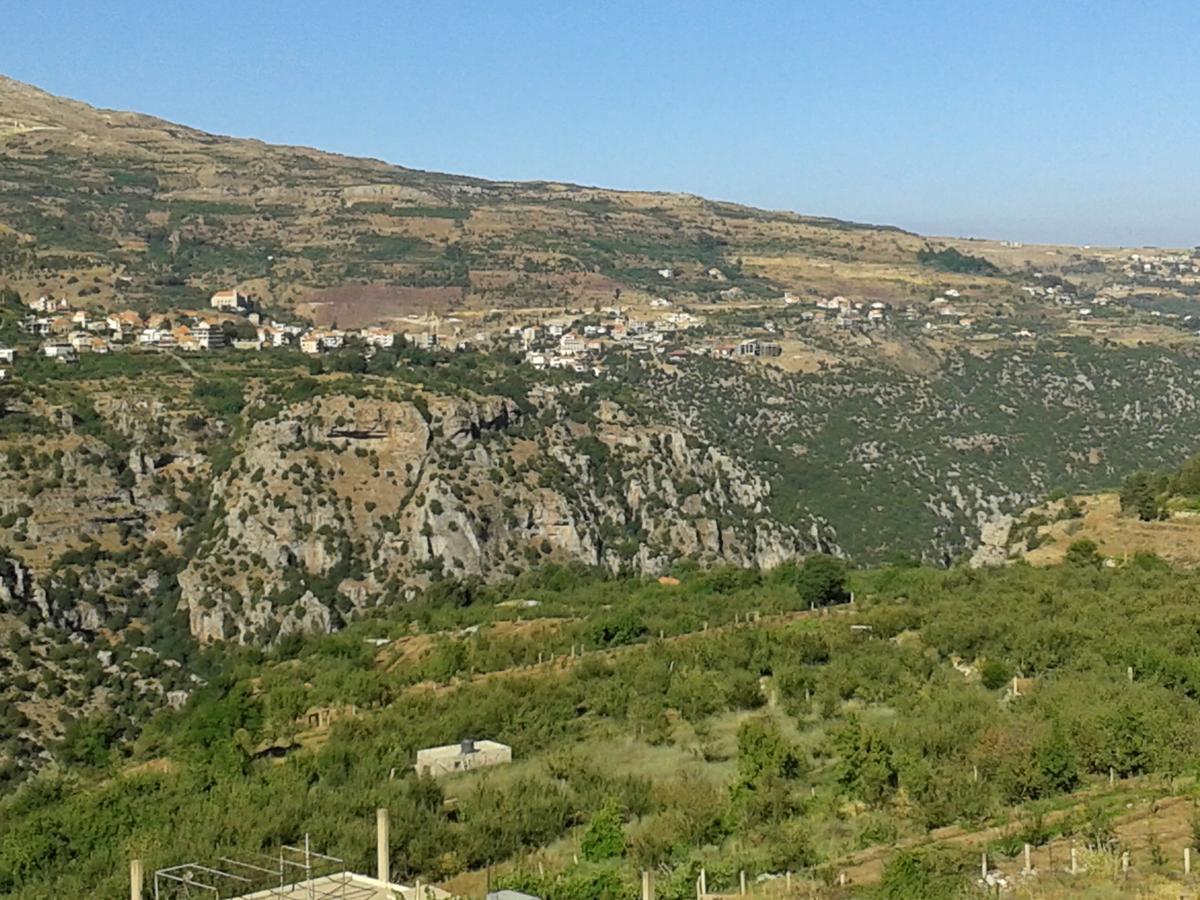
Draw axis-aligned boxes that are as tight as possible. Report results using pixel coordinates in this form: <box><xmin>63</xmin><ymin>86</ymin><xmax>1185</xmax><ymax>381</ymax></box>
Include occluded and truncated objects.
<box><xmin>362</xmin><ymin>328</ymin><xmax>395</xmax><ymax>349</ymax></box>
<box><xmin>415</xmin><ymin>739</ymin><xmax>511</xmax><ymax>778</ymax></box>
<box><xmin>558</xmin><ymin>332</ymin><xmax>586</xmax><ymax>356</ymax></box>
<box><xmin>193</xmin><ymin>322</ymin><xmax>226</xmax><ymax>350</ymax></box>
<box><xmin>210</xmin><ymin>289</ymin><xmax>252</xmax><ymax>312</ymax></box>
<box><xmin>42</xmin><ymin>342</ymin><xmax>77</xmax><ymax>361</ymax></box>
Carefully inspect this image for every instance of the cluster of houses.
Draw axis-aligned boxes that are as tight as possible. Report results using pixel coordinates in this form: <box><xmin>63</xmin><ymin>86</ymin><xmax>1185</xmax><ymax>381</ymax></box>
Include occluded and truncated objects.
<box><xmin>1123</xmin><ymin>252</ymin><xmax>1200</xmax><ymax>282</ymax></box>
<box><xmin>517</xmin><ymin>307</ymin><xmax>702</xmax><ymax>372</ymax></box>
<box><xmin>816</xmin><ymin>295</ymin><xmax>892</xmax><ymax>328</ymax></box>
<box><xmin>7</xmin><ymin>289</ymin><xmax>454</xmax><ymax>369</ymax></box>
<box><xmin>19</xmin><ymin>291</ymin><xmax>291</xmax><ymax>363</ymax></box>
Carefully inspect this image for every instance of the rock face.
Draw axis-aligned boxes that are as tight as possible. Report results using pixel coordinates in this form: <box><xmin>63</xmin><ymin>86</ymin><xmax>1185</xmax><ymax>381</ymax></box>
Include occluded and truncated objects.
<box><xmin>970</xmin><ymin>515</ymin><xmax>1015</xmax><ymax>568</ymax></box>
<box><xmin>175</xmin><ymin>388</ymin><xmax>836</xmax><ymax>643</ymax></box>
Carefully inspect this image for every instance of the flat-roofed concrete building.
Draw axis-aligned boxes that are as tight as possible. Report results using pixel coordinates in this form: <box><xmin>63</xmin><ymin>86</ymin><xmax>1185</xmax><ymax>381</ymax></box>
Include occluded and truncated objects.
<box><xmin>415</xmin><ymin>738</ymin><xmax>512</xmax><ymax>778</ymax></box>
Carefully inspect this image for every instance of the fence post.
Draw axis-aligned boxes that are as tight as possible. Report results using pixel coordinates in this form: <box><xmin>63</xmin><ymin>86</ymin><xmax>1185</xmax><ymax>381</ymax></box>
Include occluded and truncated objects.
<box><xmin>699</xmin><ymin>867</ymin><xmax>707</xmax><ymax>897</ymax></box>
<box><xmin>739</xmin><ymin>870</ymin><xmax>746</xmax><ymax>894</ymax></box>
<box><xmin>1023</xmin><ymin>843</ymin><xmax>1032</xmax><ymax>875</ymax></box>
<box><xmin>1186</xmin><ymin>847</ymin><xmax>1192</xmax><ymax>875</ymax></box>
<box><xmin>642</xmin><ymin>869</ymin><xmax>654</xmax><ymax>900</ymax></box>
<box><xmin>1070</xmin><ymin>845</ymin><xmax>1078</xmax><ymax>875</ymax></box>
<box><xmin>981</xmin><ymin>852</ymin><xmax>988</xmax><ymax>879</ymax></box>
<box><xmin>130</xmin><ymin>859</ymin><xmax>143</xmax><ymax>900</ymax></box>
<box><xmin>376</xmin><ymin>808</ymin><xmax>390</xmax><ymax>886</ymax></box>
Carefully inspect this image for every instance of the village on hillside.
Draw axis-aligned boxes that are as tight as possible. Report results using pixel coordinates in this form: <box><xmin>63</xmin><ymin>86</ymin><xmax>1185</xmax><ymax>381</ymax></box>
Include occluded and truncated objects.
<box><xmin>1</xmin><ymin>244</ymin><xmax>1199</xmax><ymax>384</ymax></box>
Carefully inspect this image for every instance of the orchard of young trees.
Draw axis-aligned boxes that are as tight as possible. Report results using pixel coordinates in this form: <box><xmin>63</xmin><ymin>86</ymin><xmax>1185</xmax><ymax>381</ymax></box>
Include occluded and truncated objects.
<box><xmin>6</xmin><ymin>556</ymin><xmax>1200</xmax><ymax>898</ymax></box>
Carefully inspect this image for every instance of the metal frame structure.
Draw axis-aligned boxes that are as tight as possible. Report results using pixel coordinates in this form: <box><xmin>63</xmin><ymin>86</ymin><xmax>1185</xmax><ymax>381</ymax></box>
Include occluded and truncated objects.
<box><xmin>153</xmin><ymin>835</ymin><xmax>381</xmax><ymax>900</ymax></box>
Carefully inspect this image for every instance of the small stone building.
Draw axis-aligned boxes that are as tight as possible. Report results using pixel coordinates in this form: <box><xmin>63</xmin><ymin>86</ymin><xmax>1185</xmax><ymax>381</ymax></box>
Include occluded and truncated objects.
<box><xmin>415</xmin><ymin>739</ymin><xmax>512</xmax><ymax>778</ymax></box>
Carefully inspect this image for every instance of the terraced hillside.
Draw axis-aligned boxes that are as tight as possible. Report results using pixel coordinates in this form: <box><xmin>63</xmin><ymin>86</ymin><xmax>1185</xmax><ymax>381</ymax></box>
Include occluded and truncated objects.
<box><xmin>0</xmin><ymin>75</ymin><xmax>935</xmax><ymax>315</ymax></box>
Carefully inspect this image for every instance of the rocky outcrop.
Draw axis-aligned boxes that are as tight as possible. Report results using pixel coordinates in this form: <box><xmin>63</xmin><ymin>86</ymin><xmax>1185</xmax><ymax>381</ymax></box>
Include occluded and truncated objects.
<box><xmin>171</xmin><ymin>387</ymin><xmax>835</xmax><ymax>643</ymax></box>
<box><xmin>970</xmin><ymin>514</ymin><xmax>1015</xmax><ymax>568</ymax></box>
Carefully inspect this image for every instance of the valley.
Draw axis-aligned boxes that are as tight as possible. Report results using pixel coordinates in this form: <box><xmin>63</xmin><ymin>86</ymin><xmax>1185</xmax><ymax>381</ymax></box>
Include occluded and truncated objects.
<box><xmin>3</xmin><ymin>73</ymin><xmax>1200</xmax><ymax>900</ymax></box>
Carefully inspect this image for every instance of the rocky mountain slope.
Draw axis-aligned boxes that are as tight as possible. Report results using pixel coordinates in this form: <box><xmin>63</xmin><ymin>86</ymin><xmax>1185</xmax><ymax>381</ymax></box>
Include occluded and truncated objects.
<box><xmin>0</xmin><ymin>350</ymin><xmax>835</xmax><ymax>777</ymax></box>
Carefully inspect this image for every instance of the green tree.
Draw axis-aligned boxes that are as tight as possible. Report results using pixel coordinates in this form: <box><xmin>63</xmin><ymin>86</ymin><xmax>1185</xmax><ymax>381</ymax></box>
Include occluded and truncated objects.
<box><xmin>979</xmin><ymin>659</ymin><xmax>1013</xmax><ymax>691</ymax></box>
<box><xmin>1064</xmin><ymin>539</ymin><xmax>1103</xmax><ymax>568</ymax></box>
<box><xmin>736</xmin><ymin>716</ymin><xmax>803</xmax><ymax>787</ymax></box>
<box><xmin>833</xmin><ymin>717</ymin><xmax>897</xmax><ymax>806</ymax></box>
<box><xmin>1034</xmin><ymin>725</ymin><xmax>1080</xmax><ymax>794</ymax></box>
<box><xmin>1171</xmin><ymin>454</ymin><xmax>1200</xmax><ymax>497</ymax></box>
<box><xmin>879</xmin><ymin>848</ymin><xmax>968</xmax><ymax>900</ymax></box>
<box><xmin>580</xmin><ymin>797</ymin><xmax>626</xmax><ymax>862</ymax></box>
<box><xmin>1120</xmin><ymin>470</ymin><xmax>1164</xmax><ymax>521</ymax></box>
<box><xmin>793</xmin><ymin>554</ymin><xmax>850</xmax><ymax>607</ymax></box>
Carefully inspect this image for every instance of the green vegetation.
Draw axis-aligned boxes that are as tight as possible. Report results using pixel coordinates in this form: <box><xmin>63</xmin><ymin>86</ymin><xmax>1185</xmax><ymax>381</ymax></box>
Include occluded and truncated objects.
<box><xmin>7</xmin><ymin>559</ymin><xmax>1200</xmax><ymax>897</ymax></box>
<box><xmin>917</xmin><ymin>245</ymin><xmax>1000</xmax><ymax>275</ymax></box>
<box><xmin>1120</xmin><ymin>453</ymin><xmax>1200</xmax><ymax>520</ymax></box>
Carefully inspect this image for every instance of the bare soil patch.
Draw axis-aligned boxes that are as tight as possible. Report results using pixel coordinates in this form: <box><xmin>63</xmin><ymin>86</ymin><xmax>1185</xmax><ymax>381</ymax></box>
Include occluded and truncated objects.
<box><xmin>298</xmin><ymin>284</ymin><xmax>465</xmax><ymax>329</ymax></box>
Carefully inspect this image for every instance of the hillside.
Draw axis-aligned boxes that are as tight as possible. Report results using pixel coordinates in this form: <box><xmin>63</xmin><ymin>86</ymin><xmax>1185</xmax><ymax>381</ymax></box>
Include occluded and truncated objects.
<box><xmin>9</xmin><ymin>560</ymin><xmax>1200</xmax><ymax>899</ymax></box>
<box><xmin>983</xmin><ymin>455</ymin><xmax>1200</xmax><ymax>567</ymax></box>
<box><xmin>0</xmin><ymin>74</ymin><xmax>932</xmax><ymax>317</ymax></box>
<box><xmin>3</xmin><ymin>78</ymin><xmax>1200</xmax><ymax>781</ymax></box>
<box><xmin>6</xmin><ymin>75</ymin><xmax>1200</xmax><ymax>899</ymax></box>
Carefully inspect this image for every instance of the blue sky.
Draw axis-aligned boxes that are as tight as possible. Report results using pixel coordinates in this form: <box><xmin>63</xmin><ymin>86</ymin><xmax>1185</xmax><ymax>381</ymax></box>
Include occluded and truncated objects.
<box><xmin>5</xmin><ymin>1</ymin><xmax>1198</xmax><ymax>246</ymax></box>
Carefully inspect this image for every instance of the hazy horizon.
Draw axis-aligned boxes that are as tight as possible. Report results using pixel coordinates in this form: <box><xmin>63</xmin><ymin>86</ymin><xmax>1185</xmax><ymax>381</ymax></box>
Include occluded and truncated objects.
<box><xmin>6</xmin><ymin>0</ymin><xmax>1198</xmax><ymax>248</ymax></box>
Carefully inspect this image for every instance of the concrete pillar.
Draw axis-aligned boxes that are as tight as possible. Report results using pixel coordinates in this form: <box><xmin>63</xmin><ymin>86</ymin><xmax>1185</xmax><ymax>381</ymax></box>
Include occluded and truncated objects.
<box><xmin>1122</xmin><ymin>851</ymin><xmax>1129</xmax><ymax>874</ymax></box>
<box><xmin>1070</xmin><ymin>845</ymin><xmax>1078</xmax><ymax>875</ymax></box>
<box><xmin>1186</xmin><ymin>847</ymin><xmax>1192</xmax><ymax>875</ymax></box>
<box><xmin>1109</xmin><ymin>766</ymin><xmax>1115</xmax><ymax>786</ymax></box>
<box><xmin>642</xmin><ymin>869</ymin><xmax>654</xmax><ymax>900</ymax></box>
<box><xmin>838</xmin><ymin>872</ymin><xmax>847</xmax><ymax>886</ymax></box>
<box><xmin>739</xmin><ymin>870</ymin><xmax>746</xmax><ymax>894</ymax></box>
<box><xmin>699</xmin><ymin>867</ymin><xmax>707</xmax><ymax>897</ymax></box>
<box><xmin>1127</xmin><ymin>665</ymin><xmax>1134</xmax><ymax>682</ymax></box>
<box><xmin>130</xmin><ymin>859</ymin><xmax>143</xmax><ymax>900</ymax></box>
<box><xmin>981</xmin><ymin>852</ymin><xmax>988</xmax><ymax>879</ymax></box>
<box><xmin>376</xmin><ymin>808</ymin><xmax>390</xmax><ymax>885</ymax></box>
<box><xmin>1023</xmin><ymin>843</ymin><xmax>1032</xmax><ymax>875</ymax></box>
<box><xmin>785</xmin><ymin>871</ymin><xmax>791</xmax><ymax>890</ymax></box>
